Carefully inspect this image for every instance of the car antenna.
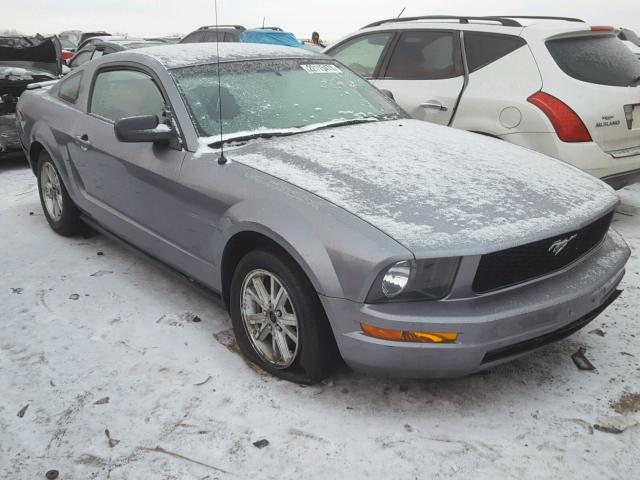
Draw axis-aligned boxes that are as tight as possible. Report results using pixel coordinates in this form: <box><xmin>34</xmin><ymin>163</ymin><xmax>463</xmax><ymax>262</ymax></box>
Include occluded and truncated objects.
<box><xmin>215</xmin><ymin>0</ymin><xmax>227</xmax><ymax>165</ymax></box>
<box><xmin>262</xmin><ymin>16</ymin><xmax>266</xmax><ymax>29</ymax></box>
<box><xmin>397</xmin><ymin>7</ymin><xmax>406</xmax><ymax>18</ymax></box>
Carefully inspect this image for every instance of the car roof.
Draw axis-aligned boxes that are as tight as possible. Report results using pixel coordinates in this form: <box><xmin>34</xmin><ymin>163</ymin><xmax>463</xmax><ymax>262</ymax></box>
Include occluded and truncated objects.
<box><xmin>123</xmin><ymin>42</ymin><xmax>322</xmax><ymax>69</ymax></box>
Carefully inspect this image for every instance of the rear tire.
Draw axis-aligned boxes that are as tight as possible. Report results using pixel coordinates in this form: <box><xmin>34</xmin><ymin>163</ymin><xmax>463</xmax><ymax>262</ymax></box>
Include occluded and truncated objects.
<box><xmin>230</xmin><ymin>248</ymin><xmax>340</xmax><ymax>384</ymax></box>
<box><xmin>37</xmin><ymin>152</ymin><xmax>82</xmax><ymax>236</ymax></box>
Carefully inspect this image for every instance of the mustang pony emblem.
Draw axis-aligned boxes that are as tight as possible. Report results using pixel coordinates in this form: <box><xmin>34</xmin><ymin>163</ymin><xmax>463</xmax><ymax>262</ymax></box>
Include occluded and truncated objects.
<box><xmin>548</xmin><ymin>234</ymin><xmax>578</xmax><ymax>256</ymax></box>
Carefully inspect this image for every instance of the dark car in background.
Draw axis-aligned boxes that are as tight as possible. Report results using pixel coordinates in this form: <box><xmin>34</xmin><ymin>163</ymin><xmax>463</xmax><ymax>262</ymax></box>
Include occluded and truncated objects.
<box><xmin>1</xmin><ymin>35</ymin><xmax>61</xmax><ymax>158</ymax></box>
<box><xmin>59</xmin><ymin>30</ymin><xmax>111</xmax><ymax>50</ymax></box>
<box><xmin>68</xmin><ymin>38</ymin><xmax>164</xmax><ymax>69</ymax></box>
<box><xmin>144</xmin><ymin>36</ymin><xmax>181</xmax><ymax>44</ymax></box>
<box><xmin>179</xmin><ymin>25</ymin><xmax>245</xmax><ymax>43</ymax></box>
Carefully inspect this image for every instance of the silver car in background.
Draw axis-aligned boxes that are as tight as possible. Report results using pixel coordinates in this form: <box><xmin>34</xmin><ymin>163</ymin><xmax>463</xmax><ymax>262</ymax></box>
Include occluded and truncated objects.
<box><xmin>16</xmin><ymin>44</ymin><xmax>630</xmax><ymax>383</ymax></box>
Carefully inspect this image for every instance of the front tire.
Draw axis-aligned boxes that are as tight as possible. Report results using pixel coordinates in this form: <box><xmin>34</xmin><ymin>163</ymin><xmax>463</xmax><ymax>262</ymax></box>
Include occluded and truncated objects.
<box><xmin>230</xmin><ymin>248</ymin><xmax>339</xmax><ymax>384</ymax></box>
<box><xmin>37</xmin><ymin>152</ymin><xmax>82</xmax><ymax>236</ymax></box>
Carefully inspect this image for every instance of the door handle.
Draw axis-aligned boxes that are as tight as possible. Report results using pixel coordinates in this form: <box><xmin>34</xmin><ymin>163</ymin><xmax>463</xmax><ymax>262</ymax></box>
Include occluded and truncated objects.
<box><xmin>420</xmin><ymin>101</ymin><xmax>448</xmax><ymax>112</ymax></box>
<box><xmin>75</xmin><ymin>134</ymin><xmax>91</xmax><ymax>151</ymax></box>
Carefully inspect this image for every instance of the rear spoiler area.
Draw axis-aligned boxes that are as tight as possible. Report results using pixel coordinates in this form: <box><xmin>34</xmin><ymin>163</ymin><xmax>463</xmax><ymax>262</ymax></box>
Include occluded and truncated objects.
<box><xmin>26</xmin><ymin>79</ymin><xmax>59</xmax><ymax>90</ymax></box>
<box><xmin>543</xmin><ymin>26</ymin><xmax>619</xmax><ymax>41</ymax></box>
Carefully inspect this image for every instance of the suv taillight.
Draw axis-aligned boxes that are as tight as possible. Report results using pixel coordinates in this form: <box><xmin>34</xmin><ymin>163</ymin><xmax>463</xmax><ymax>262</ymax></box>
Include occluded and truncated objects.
<box><xmin>527</xmin><ymin>91</ymin><xmax>592</xmax><ymax>143</ymax></box>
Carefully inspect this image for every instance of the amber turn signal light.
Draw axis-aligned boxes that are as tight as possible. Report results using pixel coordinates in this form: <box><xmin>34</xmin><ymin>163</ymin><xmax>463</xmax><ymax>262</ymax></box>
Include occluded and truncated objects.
<box><xmin>360</xmin><ymin>323</ymin><xmax>458</xmax><ymax>343</ymax></box>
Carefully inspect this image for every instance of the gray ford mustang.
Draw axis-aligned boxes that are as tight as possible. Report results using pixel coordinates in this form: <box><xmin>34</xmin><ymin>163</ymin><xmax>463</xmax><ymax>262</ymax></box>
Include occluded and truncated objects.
<box><xmin>16</xmin><ymin>44</ymin><xmax>630</xmax><ymax>383</ymax></box>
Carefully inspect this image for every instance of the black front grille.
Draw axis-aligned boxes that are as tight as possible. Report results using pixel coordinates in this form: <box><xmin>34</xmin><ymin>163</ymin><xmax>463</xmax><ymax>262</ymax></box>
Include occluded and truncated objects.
<box><xmin>473</xmin><ymin>211</ymin><xmax>614</xmax><ymax>293</ymax></box>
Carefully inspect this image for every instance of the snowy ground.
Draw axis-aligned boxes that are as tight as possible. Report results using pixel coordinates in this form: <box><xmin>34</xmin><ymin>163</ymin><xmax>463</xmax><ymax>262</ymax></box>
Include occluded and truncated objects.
<box><xmin>1</xmin><ymin>157</ymin><xmax>639</xmax><ymax>479</ymax></box>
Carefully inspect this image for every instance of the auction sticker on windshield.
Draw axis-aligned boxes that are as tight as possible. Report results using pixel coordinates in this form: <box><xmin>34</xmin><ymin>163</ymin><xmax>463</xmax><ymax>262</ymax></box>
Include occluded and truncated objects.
<box><xmin>301</xmin><ymin>64</ymin><xmax>342</xmax><ymax>74</ymax></box>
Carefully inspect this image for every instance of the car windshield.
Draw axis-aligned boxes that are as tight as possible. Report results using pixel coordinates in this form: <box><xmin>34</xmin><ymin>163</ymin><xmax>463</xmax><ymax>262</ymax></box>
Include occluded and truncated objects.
<box><xmin>171</xmin><ymin>58</ymin><xmax>403</xmax><ymax>141</ymax></box>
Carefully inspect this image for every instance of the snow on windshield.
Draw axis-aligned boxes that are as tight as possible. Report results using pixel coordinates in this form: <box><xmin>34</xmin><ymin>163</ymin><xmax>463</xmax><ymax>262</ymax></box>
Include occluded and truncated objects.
<box><xmin>171</xmin><ymin>58</ymin><xmax>402</xmax><ymax>140</ymax></box>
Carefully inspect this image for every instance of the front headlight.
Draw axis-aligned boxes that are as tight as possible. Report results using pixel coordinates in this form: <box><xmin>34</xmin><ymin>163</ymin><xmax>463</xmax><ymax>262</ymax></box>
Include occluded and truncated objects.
<box><xmin>381</xmin><ymin>260</ymin><xmax>411</xmax><ymax>298</ymax></box>
<box><xmin>366</xmin><ymin>257</ymin><xmax>460</xmax><ymax>303</ymax></box>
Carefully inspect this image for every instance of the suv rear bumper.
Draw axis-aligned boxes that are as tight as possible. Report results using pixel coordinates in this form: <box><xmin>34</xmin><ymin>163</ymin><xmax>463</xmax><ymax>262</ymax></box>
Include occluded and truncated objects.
<box><xmin>501</xmin><ymin>132</ymin><xmax>640</xmax><ymax>189</ymax></box>
<box><xmin>321</xmin><ymin>231</ymin><xmax>629</xmax><ymax>378</ymax></box>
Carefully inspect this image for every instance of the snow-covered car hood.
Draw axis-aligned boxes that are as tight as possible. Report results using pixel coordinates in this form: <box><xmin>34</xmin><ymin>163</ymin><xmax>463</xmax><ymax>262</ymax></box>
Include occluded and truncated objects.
<box><xmin>231</xmin><ymin>119</ymin><xmax>618</xmax><ymax>257</ymax></box>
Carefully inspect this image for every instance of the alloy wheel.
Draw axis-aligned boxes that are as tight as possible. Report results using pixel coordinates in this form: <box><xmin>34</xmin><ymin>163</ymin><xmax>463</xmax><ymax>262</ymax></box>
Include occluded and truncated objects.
<box><xmin>42</xmin><ymin>162</ymin><xmax>64</xmax><ymax>221</ymax></box>
<box><xmin>240</xmin><ymin>269</ymin><xmax>300</xmax><ymax>368</ymax></box>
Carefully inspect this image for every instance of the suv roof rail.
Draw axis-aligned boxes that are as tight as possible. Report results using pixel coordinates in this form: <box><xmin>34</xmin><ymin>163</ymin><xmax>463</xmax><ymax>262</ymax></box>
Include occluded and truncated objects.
<box><xmin>362</xmin><ymin>15</ymin><xmax>524</xmax><ymax>29</ymax></box>
<box><xmin>198</xmin><ymin>25</ymin><xmax>246</xmax><ymax>31</ymax></box>
<box><xmin>495</xmin><ymin>16</ymin><xmax>585</xmax><ymax>23</ymax></box>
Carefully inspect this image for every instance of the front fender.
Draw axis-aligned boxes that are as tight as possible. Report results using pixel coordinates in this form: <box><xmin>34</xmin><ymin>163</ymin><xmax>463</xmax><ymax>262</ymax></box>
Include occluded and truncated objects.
<box><xmin>214</xmin><ymin>196</ymin><xmax>412</xmax><ymax>302</ymax></box>
<box><xmin>216</xmin><ymin>199</ymin><xmax>343</xmax><ymax>298</ymax></box>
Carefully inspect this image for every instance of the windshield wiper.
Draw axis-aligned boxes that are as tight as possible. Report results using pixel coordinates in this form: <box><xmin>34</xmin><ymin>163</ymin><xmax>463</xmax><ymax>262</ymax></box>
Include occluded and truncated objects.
<box><xmin>308</xmin><ymin>117</ymin><xmax>380</xmax><ymax>130</ymax></box>
<box><xmin>207</xmin><ymin>118</ymin><xmax>381</xmax><ymax>148</ymax></box>
<box><xmin>208</xmin><ymin>131</ymin><xmax>299</xmax><ymax>148</ymax></box>
<box><xmin>630</xmin><ymin>76</ymin><xmax>640</xmax><ymax>87</ymax></box>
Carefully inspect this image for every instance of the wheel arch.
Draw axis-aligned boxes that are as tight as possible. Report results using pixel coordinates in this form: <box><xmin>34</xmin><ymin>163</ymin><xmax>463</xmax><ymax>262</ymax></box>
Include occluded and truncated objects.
<box><xmin>219</xmin><ymin>226</ymin><xmax>336</xmax><ymax>311</ymax></box>
<box><xmin>28</xmin><ymin>140</ymin><xmax>46</xmax><ymax>174</ymax></box>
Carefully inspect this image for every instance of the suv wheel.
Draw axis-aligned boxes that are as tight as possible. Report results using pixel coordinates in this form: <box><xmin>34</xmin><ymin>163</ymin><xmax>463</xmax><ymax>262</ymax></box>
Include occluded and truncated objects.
<box><xmin>37</xmin><ymin>152</ymin><xmax>82</xmax><ymax>236</ymax></box>
<box><xmin>230</xmin><ymin>248</ymin><xmax>339</xmax><ymax>384</ymax></box>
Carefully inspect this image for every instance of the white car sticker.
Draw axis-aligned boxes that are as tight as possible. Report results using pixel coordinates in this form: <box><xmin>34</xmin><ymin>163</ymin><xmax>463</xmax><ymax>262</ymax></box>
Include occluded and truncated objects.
<box><xmin>301</xmin><ymin>64</ymin><xmax>342</xmax><ymax>74</ymax></box>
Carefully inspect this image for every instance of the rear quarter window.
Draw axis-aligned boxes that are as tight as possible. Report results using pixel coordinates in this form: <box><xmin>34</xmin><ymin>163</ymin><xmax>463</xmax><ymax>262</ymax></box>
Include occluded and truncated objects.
<box><xmin>58</xmin><ymin>72</ymin><xmax>83</xmax><ymax>103</ymax></box>
<box><xmin>180</xmin><ymin>32</ymin><xmax>204</xmax><ymax>43</ymax></box>
<box><xmin>546</xmin><ymin>35</ymin><xmax>640</xmax><ymax>87</ymax></box>
<box><xmin>464</xmin><ymin>32</ymin><xmax>527</xmax><ymax>73</ymax></box>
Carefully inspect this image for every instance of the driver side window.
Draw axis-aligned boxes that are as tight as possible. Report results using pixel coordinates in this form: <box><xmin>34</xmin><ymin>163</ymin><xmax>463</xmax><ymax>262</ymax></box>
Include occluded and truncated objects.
<box><xmin>90</xmin><ymin>69</ymin><xmax>166</xmax><ymax>123</ymax></box>
<box><xmin>329</xmin><ymin>32</ymin><xmax>392</xmax><ymax>78</ymax></box>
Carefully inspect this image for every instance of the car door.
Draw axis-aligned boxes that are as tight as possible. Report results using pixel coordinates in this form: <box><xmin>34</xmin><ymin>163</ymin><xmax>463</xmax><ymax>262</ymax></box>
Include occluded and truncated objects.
<box><xmin>327</xmin><ymin>31</ymin><xmax>395</xmax><ymax>80</ymax></box>
<box><xmin>374</xmin><ymin>30</ymin><xmax>465</xmax><ymax>126</ymax></box>
<box><xmin>66</xmin><ymin>66</ymin><xmax>188</xmax><ymax>261</ymax></box>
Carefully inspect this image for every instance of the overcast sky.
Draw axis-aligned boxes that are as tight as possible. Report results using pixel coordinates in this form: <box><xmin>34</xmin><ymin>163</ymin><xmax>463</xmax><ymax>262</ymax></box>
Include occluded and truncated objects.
<box><xmin>7</xmin><ymin>0</ymin><xmax>640</xmax><ymax>41</ymax></box>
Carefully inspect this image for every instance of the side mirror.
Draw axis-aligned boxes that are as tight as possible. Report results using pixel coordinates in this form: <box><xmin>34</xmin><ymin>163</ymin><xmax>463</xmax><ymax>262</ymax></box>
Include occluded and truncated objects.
<box><xmin>114</xmin><ymin>115</ymin><xmax>174</xmax><ymax>143</ymax></box>
<box><xmin>379</xmin><ymin>89</ymin><xmax>395</xmax><ymax>100</ymax></box>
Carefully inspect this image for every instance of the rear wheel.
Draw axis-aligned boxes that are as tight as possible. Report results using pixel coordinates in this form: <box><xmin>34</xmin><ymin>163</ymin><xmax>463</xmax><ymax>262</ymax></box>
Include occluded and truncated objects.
<box><xmin>37</xmin><ymin>152</ymin><xmax>82</xmax><ymax>236</ymax></box>
<box><xmin>230</xmin><ymin>248</ymin><xmax>339</xmax><ymax>384</ymax></box>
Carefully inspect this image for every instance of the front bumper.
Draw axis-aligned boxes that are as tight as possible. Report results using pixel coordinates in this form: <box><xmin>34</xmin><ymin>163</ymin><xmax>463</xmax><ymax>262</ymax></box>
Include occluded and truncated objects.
<box><xmin>321</xmin><ymin>231</ymin><xmax>629</xmax><ymax>378</ymax></box>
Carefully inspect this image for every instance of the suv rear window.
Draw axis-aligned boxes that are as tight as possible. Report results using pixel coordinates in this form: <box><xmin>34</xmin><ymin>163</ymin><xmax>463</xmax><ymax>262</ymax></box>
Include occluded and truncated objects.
<box><xmin>546</xmin><ymin>35</ymin><xmax>640</xmax><ymax>87</ymax></box>
<box><xmin>464</xmin><ymin>32</ymin><xmax>526</xmax><ymax>73</ymax></box>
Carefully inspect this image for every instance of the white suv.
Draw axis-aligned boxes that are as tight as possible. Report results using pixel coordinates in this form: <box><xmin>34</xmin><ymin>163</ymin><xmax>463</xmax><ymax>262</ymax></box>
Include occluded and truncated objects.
<box><xmin>325</xmin><ymin>15</ymin><xmax>640</xmax><ymax>189</ymax></box>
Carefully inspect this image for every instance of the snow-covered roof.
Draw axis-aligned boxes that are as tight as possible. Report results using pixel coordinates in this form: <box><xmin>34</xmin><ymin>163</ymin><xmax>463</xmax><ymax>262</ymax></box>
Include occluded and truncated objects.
<box><xmin>131</xmin><ymin>43</ymin><xmax>323</xmax><ymax>69</ymax></box>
